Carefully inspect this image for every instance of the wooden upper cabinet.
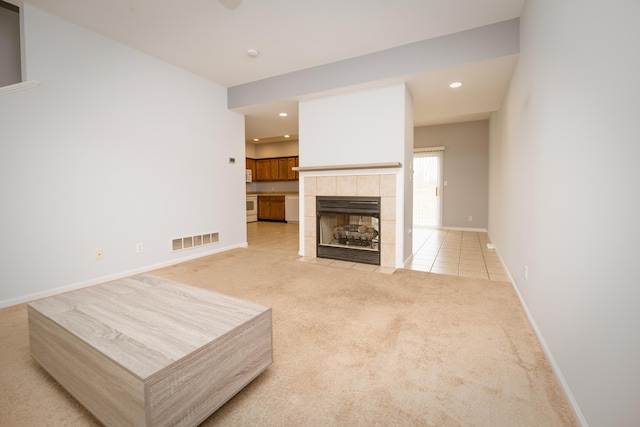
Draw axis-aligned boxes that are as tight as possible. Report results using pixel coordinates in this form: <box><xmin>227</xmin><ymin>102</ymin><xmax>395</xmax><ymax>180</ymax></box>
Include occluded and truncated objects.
<box><xmin>249</xmin><ymin>156</ymin><xmax>299</xmax><ymax>181</ymax></box>
<box><xmin>278</xmin><ymin>158</ymin><xmax>289</xmax><ymax>180</ymax></box>
<box><xmin>269</xmin><ymin>159</ymin><xmax>279</xmax><ymax>180</ymax></box>
<box><xmin>287</xmin><ymin>157</ymin><xmax>297</xmax><ymax>180</ymax></box>
<box><xmin>255</xmin><ymin>159</ymin><xmax>270</xmax><ymax>181</ymax></box>
<box><xmin>246</xmin><ymin>158</ymin><xmax>256</xmax><ymax>177</ymax></box>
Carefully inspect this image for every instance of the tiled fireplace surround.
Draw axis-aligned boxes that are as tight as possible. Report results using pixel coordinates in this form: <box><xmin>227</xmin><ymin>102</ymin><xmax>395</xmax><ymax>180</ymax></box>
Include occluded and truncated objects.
<box><xmin>303</xmin><ymin>173</ymin><xmax>398</xmax><ymax>269</ymax></box>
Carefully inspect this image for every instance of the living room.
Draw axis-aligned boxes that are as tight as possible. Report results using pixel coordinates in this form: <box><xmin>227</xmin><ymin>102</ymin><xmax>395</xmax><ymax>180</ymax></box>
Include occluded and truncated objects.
<box><xmin>1</xmin><ymin>1</ymin><xmax>639</xmax><ymax>425</ymax></box>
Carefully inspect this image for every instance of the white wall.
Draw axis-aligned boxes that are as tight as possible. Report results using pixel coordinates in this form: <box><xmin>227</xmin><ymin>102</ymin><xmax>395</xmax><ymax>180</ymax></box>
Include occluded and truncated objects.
<box><xmin>489</xmin><ymin>0</ymin><xmax>640</xmax><ymax>425</ymax></box>
<box><xmin>299</xmin><ymin>84</ymin><xmax>408</xmax><ymax>167</ymax></box>
<box><xmin>0</xmin><ymin>5</ymin><xmax>246</xmax><ymax>307</ymax></box>
<box><xmin>249</xmin><ymin>140</ymin><xmax>299</xmax><ymax>158</ymax></box>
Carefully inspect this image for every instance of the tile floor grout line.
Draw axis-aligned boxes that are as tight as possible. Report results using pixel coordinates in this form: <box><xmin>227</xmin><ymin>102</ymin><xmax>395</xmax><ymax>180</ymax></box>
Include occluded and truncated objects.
<box><xmin>457</xmin><ymin>231</ymin><xmax>463</xmax><ymax>275</ymax></box>
<box><xmin>476</xmin><ymin>231</ymin><xmax>490</xmax><ymax>277</ymax></box>
<box><xmin>428</xmin><ymin>229</ymin><xmax>444</xmax><ymax>272</ymax></box>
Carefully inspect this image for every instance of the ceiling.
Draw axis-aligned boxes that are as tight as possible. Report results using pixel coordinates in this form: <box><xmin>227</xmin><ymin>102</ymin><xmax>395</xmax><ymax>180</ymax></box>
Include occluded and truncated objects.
<box><xmin>12</xmin><ymin>0</ymin><xmax>524</xmax><ymax>142</ymax></box>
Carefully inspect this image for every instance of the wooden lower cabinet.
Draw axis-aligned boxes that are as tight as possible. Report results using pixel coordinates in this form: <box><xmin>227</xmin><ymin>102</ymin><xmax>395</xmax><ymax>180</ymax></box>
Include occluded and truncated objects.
<box><xmin>270</xmin><ymin>197</ymin><xmax>285</xmax><ymax>220</ymax></box>
<box><xmin>258</xmin><ymin>196</ymin><xmax>286</xmax><ymax>221</ymax></box>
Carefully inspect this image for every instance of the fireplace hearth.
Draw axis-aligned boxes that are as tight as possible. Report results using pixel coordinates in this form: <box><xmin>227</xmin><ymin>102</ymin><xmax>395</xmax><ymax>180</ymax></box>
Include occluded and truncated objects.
<box><xmin>316</xmin><ymin>196</ymin><xmax>380</xmax><ymax>265</ymax></box>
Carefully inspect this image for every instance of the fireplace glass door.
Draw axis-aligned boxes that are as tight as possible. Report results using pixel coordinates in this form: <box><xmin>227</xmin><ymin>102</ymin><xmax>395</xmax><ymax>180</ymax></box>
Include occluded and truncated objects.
<box><xmin>316</xmin><ymin>196</ymin><xmax>381</xmax><ymax>265</ymax></box>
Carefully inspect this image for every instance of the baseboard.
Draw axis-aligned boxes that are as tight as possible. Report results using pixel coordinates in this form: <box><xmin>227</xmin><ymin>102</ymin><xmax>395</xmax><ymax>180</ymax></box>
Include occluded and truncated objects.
<box><xmin>0</xmin><ymin>242</ymin><xmax>248</xmax><ymax>309</ymax></box>
<box><xmin>403</xmin><ymin>254</ymin><xmax>414</xmax><ymax>269</ymax></box>
<box><xmin>440</xmin><ymin>226</ymin><xmax>488</xmax><ymax>232</ymax></box>
<box><xmin>487</xmin><ymin>234</ymin><xmax>588</xmax><ymax>427</ymax></box>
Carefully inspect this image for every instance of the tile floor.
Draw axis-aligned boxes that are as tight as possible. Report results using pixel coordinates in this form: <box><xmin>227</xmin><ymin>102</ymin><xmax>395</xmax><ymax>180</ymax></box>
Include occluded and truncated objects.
<box><xmin>246</xmin><ymin>222</ymin><xmax>510</xmax><ymax>281</ymax></box>
<box><xmin>409</xmin><ymin>227</ymin><xmax>510</xmax><ymax>281</ymax></box>
<box><xmin>246</xmin><ymin>221</ymin><xmax>300</xmax><ymax>258</ymax></box>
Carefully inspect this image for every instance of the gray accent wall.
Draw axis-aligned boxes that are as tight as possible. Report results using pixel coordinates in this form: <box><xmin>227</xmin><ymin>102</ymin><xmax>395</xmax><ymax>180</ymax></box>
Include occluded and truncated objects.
<box><xmin>228</xmin><ymin>19</ymin><xmax>519</xmax><ymax>110</ymax></box>
<box><xmin>414</xmin><ymin>120</ymin><xmax>488</xmax><ymax>229</ymax></box>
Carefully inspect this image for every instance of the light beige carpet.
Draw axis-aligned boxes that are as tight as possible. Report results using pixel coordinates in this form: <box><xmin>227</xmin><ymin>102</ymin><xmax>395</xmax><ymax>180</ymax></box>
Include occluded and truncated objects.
<box><xmin>0</xmin><ymin>247</ymin><xmax>577</xmax><ymax>426</ymax></box>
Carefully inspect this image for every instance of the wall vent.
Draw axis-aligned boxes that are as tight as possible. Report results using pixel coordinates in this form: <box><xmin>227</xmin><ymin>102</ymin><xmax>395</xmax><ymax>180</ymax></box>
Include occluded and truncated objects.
<box><xmin>172</xmin><ymin>232</ymin><xmax>219</xmax><ymax>252</ymax></box>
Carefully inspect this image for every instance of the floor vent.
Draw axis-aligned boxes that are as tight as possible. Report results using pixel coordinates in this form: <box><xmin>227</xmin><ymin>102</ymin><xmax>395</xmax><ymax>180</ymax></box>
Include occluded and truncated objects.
<box><xmin>172</xmin><ymin>232</ymin><xmax>219</xmax><ymax>252</ymax></box>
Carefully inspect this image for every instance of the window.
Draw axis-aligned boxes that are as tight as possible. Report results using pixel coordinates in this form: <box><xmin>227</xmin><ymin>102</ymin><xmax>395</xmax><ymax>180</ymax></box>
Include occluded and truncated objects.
<box><xmin>413</xmin><ymin>148</ymin><xmax>444</xmax><ymax>228</ymax></box>
<box><xmin>0</xmin><ymin>0</ymin><xmax>21</xmax><ymax>87</ymax></box>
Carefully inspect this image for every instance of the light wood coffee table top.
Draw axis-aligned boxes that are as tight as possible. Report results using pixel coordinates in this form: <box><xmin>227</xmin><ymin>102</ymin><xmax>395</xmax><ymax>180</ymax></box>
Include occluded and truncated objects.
<box><xmin>28</xmin><ymin>274</ymin><xmax>272</xmax><ymax>426</ymax></box>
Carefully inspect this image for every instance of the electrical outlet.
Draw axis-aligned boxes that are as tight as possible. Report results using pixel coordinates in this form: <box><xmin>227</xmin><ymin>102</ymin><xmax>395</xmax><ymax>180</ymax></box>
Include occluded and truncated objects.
<box><xmin>136</xmin><ymin>243</ymin><xmax>144</xmax><ymax>253</ymax></box>
<box><xmin>524</xmin><ymin>266</ymin><xmax>528</xmax><ymax>282</ymax></box>
<box><xmin>468</xmin><ymin>215</ymin><xmax>473</xmax><ymax>222</ymax></box>
<box><xmin>95</xmin><ymin>249</ymin><xmax>104</xmax><ymax>260</ymax></box>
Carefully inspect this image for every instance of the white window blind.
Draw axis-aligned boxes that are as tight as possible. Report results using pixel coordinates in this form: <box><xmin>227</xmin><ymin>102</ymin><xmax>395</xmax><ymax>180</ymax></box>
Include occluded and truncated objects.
<box><xmin>413</xmin><ymin>149</ymin><xmax>443</xmax><ymax>228</ymax></box>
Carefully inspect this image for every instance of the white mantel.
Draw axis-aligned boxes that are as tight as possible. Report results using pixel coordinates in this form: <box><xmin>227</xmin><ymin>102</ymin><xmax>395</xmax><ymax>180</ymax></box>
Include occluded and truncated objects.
<box><xmin>294</xmin><ymin>162</ymin><xmax>402</xmax><ymax>172</ymax></box>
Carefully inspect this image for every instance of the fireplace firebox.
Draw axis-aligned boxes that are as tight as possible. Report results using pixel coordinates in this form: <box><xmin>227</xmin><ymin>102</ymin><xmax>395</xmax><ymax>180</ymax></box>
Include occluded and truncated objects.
<box><xmin>316</xmin><ymin>196</ymin><xmax>380</xmax><ymax>265</ymax></box>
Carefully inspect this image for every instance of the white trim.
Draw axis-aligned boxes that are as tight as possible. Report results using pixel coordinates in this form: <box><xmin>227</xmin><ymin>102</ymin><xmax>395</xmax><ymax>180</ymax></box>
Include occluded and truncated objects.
<box><xmin>440</xmin><ymin>226</ymin><xmax>488</xmax><ymax>232</ymax></box>
<box><xmin>0</xmin><ymin>243</ymin><xmax>247</xmax><ymax>308</ymax></box>
<box><xmin>294</xmin><ymin>162</ymin><xmax>401</xmax><ymax>172</ymax></box>
<box><xmin>403</xmin><ymin>254</ymin><xmax>415</xmax><ymax>269</ymax></box>
<box><xmin>0</xmin><ymin>80</ymin><xmax>40</xmax><ymax>96</ymax></box>
<box><xmin>414</xmin><ymin>146</ymin><xmax>445</xmax><ymax>153</ymax></box>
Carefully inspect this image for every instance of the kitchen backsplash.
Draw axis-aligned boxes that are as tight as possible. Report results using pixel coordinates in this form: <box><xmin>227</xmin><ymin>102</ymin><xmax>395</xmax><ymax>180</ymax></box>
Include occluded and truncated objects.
<box><xmin>247</xmin><ymin>180</ymin><xmax>300</xmax><ymax>193</ymax></box>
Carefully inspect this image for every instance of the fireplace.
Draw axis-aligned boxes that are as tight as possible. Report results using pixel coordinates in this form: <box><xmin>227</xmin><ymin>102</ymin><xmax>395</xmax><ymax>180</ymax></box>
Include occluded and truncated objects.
<box><xmin>316</xmin><ymin>196</ymin><xmax>380</xmax><ymax>265</ymax></box>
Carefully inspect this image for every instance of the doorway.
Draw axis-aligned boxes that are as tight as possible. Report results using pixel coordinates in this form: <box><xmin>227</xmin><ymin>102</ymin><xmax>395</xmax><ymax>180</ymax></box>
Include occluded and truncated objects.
<box><xmin>413</xmin><ymin>149</ymin><xmax>443</xmax><ymax>229</ymax></box>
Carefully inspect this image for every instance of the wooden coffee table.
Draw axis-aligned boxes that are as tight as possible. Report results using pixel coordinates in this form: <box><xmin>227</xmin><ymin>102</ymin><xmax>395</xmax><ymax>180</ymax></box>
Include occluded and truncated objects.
<box><xmin>28</xmin><ymin>274</ymin><xmax>272</xmax><ymax>427</ymax></box>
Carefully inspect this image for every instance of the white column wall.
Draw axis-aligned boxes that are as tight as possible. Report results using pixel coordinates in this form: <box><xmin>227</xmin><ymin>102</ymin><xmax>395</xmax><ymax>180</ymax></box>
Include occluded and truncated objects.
<box><xmin>298</xmin><ymin>84</ymin><xmax>412</xmax><ymax>267</ymax></box>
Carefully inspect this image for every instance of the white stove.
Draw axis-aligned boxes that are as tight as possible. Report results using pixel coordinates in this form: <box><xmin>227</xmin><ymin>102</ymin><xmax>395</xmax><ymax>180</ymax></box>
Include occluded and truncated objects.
<box><xmin>246</xmin><ymin>195</ymin><xmax>258</xmax><ymax>223</ymax></box>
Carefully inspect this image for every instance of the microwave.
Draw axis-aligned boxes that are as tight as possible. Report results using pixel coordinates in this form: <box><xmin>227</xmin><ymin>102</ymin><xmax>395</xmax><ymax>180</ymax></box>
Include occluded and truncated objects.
<box><xmin>245</xmin><ymin>169</ymin><xmax>252</xmax><ymax>183</ymax></box>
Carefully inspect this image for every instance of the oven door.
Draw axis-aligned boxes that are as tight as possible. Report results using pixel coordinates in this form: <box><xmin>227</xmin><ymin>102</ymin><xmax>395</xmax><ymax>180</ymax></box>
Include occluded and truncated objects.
<box><xmin>246</xmin><ymin>195</ymin><xmax>258</xmax><ymax>223</ymax></box>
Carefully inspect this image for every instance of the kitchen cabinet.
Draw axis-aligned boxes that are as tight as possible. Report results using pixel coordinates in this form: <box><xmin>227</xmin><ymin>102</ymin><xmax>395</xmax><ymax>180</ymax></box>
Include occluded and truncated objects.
<box><xmin>278</xmin><ymin>158</ymin><xmax>289</xmax><ymax>180</ymax></box>
<box><xmin>255</xmin><ymin>159</ymin><xmax>271</xmax><ymax>181</ymax></box>
<box><xmin>269</xmin><ymin>159</ymin><xmax>279</xmax><ymax>180</ymax></box>
<box><xmin>270</xmin><ymin>197</ymin><xmax>285</xmax><ymax>220</ymax></box>
<box><xmin>250</xmin><ymin>156</ymin><xmax>299</xmax><ymax>182</ymax></box>
<box><xmin>258</xmin><ymin>195</ymin><xmax>286</xmax><ymax>221</ymax></box>
<box><xmin>245</xmin><ymin>158</ymin><xmax>256</xmax><ymax>178</ymax></box>
<box><xmin>287</xmin><ymin>157</ymin><xmax>298</xmax><ymax>180</ymax></box>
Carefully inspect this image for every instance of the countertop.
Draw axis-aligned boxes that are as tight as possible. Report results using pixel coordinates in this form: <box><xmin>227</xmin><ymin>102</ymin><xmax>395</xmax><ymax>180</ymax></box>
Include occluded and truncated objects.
<box><xmin>247</xmin><ymin>192</ymin><xmax>299</xmax><ymax>197</ymax></box>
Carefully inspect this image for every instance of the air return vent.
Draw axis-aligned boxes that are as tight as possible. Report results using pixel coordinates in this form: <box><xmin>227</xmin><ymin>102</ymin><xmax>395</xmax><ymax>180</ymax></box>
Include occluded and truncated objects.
<box><xmin>172</xmin><ymin>232</ymin><xmax>219</xmax><ymax>252</ymax></box>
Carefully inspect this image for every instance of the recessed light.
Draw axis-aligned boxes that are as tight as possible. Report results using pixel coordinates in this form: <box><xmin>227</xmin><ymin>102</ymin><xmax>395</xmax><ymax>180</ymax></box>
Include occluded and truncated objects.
<box><xmin>253</xmin><ymin>138</ymin><xmax>259</xmax><ymax>142</ymax></box>
<box><xmin>449</xmin><ymin>82</ymin><xmax>462</xmax><ymax>88</ymax></box>
<box><xmin>247</xmin><ymin>49</ymin><xmax>259</xmax><ymax>58</ymax></box>
<box><xmin>284</xmin><ymin>135</ymin><xmax>290</xmax><ymax>138</ymax></box>
<box><xmin>279</xmin><ymin>112</ymin><xmax>288</xmax><ymax>117</ymax></box>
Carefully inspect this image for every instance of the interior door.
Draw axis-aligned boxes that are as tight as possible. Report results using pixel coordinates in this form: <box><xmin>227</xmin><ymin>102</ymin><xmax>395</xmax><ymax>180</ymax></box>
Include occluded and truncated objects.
<box><xmin>413</xmin><ymin>150</ymin><xmax>443</xmax><ymax>228</ymax></box>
